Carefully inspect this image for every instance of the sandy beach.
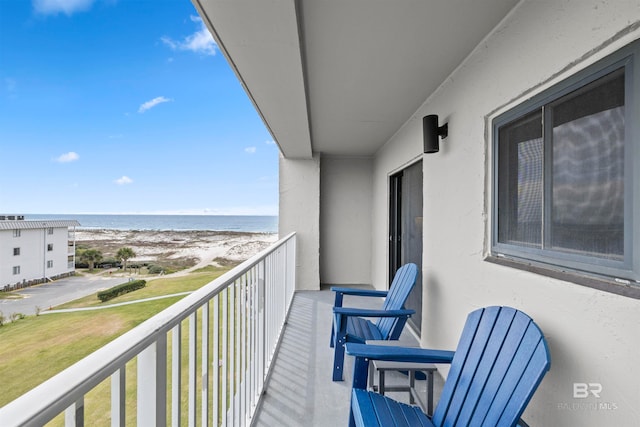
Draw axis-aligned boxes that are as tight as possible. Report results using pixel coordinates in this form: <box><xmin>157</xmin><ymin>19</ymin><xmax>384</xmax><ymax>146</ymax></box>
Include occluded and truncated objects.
<box><xmin>75</xmin><ymin>229</ymin><xmax>279</xmax><ymax>272</ymax></box>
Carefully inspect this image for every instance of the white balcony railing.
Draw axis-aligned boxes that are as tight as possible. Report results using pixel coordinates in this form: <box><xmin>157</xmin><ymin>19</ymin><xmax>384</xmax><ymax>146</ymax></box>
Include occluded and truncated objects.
<box><xmin>0</xmin><ymin>233</ymin><xmax>296</xmax><ymax>427</ymax></box>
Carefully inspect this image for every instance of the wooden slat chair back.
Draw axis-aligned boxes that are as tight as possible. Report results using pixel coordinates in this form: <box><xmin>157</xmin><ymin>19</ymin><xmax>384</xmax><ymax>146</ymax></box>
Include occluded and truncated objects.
<box><xmin>331</xmin><ymin>263</ymin><xmax>418</xmax><ymax>381</ymax></box>
<box><xmin>347</xmin><ymin>306</ymin><xmax>551</xmax><ymax>426</ymax></box>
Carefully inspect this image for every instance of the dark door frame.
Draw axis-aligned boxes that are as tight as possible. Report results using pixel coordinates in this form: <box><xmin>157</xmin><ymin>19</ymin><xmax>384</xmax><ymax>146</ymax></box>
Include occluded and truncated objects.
<box><xmin>389</xmin><ymin>160</ymin><xmax>423</xmax><ymax>334</ymax></box>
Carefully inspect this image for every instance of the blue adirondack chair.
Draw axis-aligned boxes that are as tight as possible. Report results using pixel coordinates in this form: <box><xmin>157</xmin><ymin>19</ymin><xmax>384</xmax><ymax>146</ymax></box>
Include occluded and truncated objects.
<box><xmin>331</xmin><ymin>263</ymin><xmax>418</xmax><ymax>381</ymax></box>
<box><xmin>345</xmin><ymin>306</ymin><xmax>551</xmax><ymax>427</ymax></box>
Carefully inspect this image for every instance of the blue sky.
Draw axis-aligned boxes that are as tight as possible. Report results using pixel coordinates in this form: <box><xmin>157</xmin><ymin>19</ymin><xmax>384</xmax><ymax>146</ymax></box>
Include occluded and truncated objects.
<box><xmin>0</xmin><ymin>0</ymin><xmax>279</xmax><ymax>216</ymax></box>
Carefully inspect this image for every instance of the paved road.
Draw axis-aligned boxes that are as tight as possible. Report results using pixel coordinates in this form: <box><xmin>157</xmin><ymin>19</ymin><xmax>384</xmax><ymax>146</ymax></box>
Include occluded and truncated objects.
<box><xmin>43</xmin><ymin>291</ymin><xmax>193</xmax><ymax>313</ymax></box>
<box><xmin>0</xmin><ymin>275</ymin><xmax>127</xmax><ymax>316</ymax></box>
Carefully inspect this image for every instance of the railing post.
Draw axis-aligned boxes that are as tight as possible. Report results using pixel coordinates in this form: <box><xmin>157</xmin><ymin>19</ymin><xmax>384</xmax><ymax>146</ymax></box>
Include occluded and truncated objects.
<box><xmin>289</xmin><ymin>235</ymin><xmax>297</xmax><ymax>299</ymax></box>
<box><xmin>235</xmin><ymin>279</ymin><xmax>241</xmax><ymax>426</ymax></box>
<box><xmin>202</xmin><ymin>301</ymin><xmax>209</xmax><ymax>427</ymax></box>
<box><xmin>221</xmin><ymin>288</ymin><xmax>228</xmax><ymax>426</ymax></box>
<box><xmin>137</xmin><ymin>337</ymin><xmax>167</xmax><ymax>427</ymax></box>
<box><xmin>64</xmin><ymin>398</ymin><xmax>83</xmax><ymax>427</ymax></box>
<box><xmin>240</xmin><ymin>274</ymin><xmax>247</xmax><ymax>425</ymax></box>
<box><xmin>171</xmin><ymin>324</ymin><xmax>182</xmax><ymax>427</ymax></box>
<box><xmin>111</xmin><ymin>368</ymin><xmax>126</xmax><ymax>427</ymax></box>
<box><xmin>229</xmin><ymin>280</ymin><xmax>236</xmax><ymax>426</ymax></box>
<box><xmin>213</xmin><ymin>295</ymin><xmax>220</xmax><ymax>427</ymax></box>
<box><xmin>188</xmin><ymin>312</ymin><xmax>197</xmax><ymax>427</ymax></box>
<box><xmin>259</xmin><ymin>255</ymin><xmax>266</xmax><ymax>386</ymax></box>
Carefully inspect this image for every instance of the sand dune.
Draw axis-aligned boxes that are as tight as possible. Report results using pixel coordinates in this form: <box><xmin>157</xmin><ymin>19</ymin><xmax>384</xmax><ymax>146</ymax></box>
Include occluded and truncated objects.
<box><xmin>75</xmin><ymin>229</ymin><xmax>279</xmax><ymax>270</ymax></box>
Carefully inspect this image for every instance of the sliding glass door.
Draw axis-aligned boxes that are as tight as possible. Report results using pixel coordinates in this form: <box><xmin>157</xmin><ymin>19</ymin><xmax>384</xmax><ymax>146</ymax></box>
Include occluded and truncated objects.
<box><xmin>389</xmin><ymin>161</ymin><xmax>423</xmax><ymax>334</ymax></box>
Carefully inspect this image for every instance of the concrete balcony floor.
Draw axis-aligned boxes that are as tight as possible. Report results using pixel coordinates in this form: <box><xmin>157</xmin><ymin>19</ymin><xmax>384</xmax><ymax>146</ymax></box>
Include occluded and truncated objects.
<box><xmin>254</xmin><ymin>288</ymin><xmax>445</xmax><ymax>426</ymax></box>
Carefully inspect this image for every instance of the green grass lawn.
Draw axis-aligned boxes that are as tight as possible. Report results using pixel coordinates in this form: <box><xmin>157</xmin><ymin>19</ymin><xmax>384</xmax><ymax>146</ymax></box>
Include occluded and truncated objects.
<box><xmin>55</xmin><ymin>267</ymin><xmax>229</xmax><ymax>310</ymax></box>
<box><xmin>0</xmin><ymin>267</ymin><xmax>229</xmax><ymax>415</ymax></box>
<box><xmin>44</xmin><ymin>299</ymin><xmax>228</xmax><ymax>427</ymax></box>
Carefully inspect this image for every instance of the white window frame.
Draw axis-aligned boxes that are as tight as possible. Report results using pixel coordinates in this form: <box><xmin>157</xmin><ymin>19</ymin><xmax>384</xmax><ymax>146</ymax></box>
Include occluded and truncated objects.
<box><xmin>47</xmin><ymin>260</ymin><xmax>53</xmax><ymax>269</ymax></box>
<box><xmin>13</xmin><ymin>229</ymin><xmax>20</xmax><ymax>237</ymax></box>
<box><xmin>12</xmin><ymin>266</ymin><xmax>20</xmax><ymax>275</ymax></box>
<box><xmin>13</xmin><ymin>247</ymin><xmax>20</xmax><ymax>256</ymax></box>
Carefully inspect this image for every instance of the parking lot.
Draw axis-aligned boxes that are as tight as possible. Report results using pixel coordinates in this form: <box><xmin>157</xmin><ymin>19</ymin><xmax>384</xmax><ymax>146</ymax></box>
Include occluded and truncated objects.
<box><xmin>0</xmin><ymin>275</ymin><xmax>127</xmax><ymax>315</ymax></box>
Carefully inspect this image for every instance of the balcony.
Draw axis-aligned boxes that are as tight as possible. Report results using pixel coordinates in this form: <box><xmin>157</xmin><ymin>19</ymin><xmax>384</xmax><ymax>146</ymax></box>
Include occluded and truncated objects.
<box><xmin>1</xmin><ymin>234</ymin><xmax>296</xmax><ymax>426</ymax></box>
<box><xmin>251</xmin><ymin>288</ymin><xmax>427</xmax><ymax>426</ymax></box>
<box><xmin>0</xmin><ymin>233</ymin><xmax>433</xmax><ymax>426</ymax></box>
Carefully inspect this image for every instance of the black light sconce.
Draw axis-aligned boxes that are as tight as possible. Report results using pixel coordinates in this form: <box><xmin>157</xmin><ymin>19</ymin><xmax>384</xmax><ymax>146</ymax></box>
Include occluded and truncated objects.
<box><xmin>423</xmin><ymin>114</ymin><xmax>448</xmax><ymax>153</ymax></box>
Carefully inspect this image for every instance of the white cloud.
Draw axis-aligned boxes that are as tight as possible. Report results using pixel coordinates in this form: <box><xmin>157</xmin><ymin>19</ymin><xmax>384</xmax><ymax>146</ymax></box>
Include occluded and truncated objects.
<box><xmin>265</xmin><ymin>140</ymin><xmax>276</xmax><ymax>145</ymax></box>
<box><xmin>54</xmin><ymin>151</ymin><xmax>79</xmax><ymax>163</ymax></box>
<box><xmin>161</xmin><ymin>16</ymin><xmax>217</xmax><ymax>56</ymax></box>
<box><xmin>244</xmin><ymin>147</ymin><xmax>257</xmax><ymax>154</ymax></box>
<box><xmin>33</xmin><ymin>0</ymin><xmax>94</xmax><ymax>15</ymax></box>
<box><xmin>138</xmin><ymin>96</ymin><xmax>172</xmax><ymax>113</ymax></box>
<box><xmin>115</xmin><ymin>176</ymin><xmax>133</xmax><ymax>185</ymax></box>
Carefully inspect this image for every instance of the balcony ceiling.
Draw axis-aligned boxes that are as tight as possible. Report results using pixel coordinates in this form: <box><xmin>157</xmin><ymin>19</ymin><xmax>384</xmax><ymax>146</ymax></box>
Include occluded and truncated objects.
<box><xmin>194</xmin><ymin>0</ymin><xmax>518</xmax><ymax>159</ymax></box>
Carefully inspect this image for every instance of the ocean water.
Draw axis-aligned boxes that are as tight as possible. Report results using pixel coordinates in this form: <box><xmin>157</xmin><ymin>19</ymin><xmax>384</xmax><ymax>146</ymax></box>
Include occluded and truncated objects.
<box><xmin>24</xmin><ymin>214</ymin><xmax>278</xmax><ymax>233</ymax></box>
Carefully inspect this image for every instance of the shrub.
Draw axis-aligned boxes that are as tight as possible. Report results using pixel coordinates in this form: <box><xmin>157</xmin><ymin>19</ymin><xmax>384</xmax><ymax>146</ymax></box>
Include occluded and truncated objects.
<box><xmin>147</xmin><ymin>264</ymin><xmax>164</xmax><ymax>275</ymax></box>
<box><xmin>10</xmin><ymin>313</ymin><xmax>25</xmax><ymax>323</ymax></box>
<box><xmin>97</xmin><ymin>280</ymin><xmax>146</xmax><ymax>302</ymax></box>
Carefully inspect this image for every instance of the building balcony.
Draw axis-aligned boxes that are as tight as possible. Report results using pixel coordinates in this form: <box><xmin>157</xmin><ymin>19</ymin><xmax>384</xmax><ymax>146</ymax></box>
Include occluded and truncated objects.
<box><xmin>0</xmin><ymin>234</ymin><xmax>295</xmax><ymax>426</ymax></box>
<box><xmin>0</xmin><ymin>233</ymin><xmax>434</xmax><ymax>426</ymax></box>
<box><xmin>251</xmin><ymin>288</ymin><xmax>428</xmax><ymax>427</ymax></box>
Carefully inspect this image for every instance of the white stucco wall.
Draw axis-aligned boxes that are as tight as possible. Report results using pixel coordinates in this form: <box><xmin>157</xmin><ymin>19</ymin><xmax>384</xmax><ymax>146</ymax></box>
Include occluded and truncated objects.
<box><xmin>18</xmin><ymin>230</ymin><xmax>43</xmax><ymax>280</ymax></box>
<box><xmin>279</xmin><ymin>155</ymin><xmax>321</xmax><ymax>290</ymax></box>
<box><xmin>0</xmin><ymin>226</ymin><xmax>74</xmax><ymax>286</ymax></box>
<box><xmin>46</xmin><ymin>228</ymin><xmax>73</xmax><ymax>277</ymax></box>
<box><xmin>370</xmin><ymin>1</ymin><xmax>640</xmax><ymax>425</ymax></box>
<box><xmin>0</xmin><ymin>229</ymin><xmax>43</xmax><ymax>285</ymax></box>
<box><xmin>320</xmin><ymin>157</ymin><xmax>373</xmax><ymax>285</ymax></box>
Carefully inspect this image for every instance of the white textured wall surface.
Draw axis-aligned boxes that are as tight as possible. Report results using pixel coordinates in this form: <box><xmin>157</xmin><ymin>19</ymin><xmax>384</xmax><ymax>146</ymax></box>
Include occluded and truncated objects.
<box><xmin>370</xmin><ymin>1</ymin><xmax>640</xmax><ymax>425</ymax></box>
<box><xmin>320</xmin><ymin>157</ymin><xmax>373</xmax><ymax>285</ymax></box>
<box><xmin>0</xmin><ymin>227</ymin><xmax>74</xmax><ymax>285</ymax></box>
<box><xmin>279</xmin><ymin>155</ymin><xmax>321</xmax><ymax>290</ymax></box>
<box><xmin>47</xmin><ymin>228</ymin><xmax>72</xmax><ymax>277</ymax></box>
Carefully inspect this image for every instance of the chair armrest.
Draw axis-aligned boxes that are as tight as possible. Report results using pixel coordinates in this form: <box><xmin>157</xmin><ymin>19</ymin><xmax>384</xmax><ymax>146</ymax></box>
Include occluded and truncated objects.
<box><xmin>345</xmin><ymin>343</ymin><xmax>455</xmax><ymax>364</ymax></box>
<box><xmin>333</xmin><ymin>307</ymin><xmax>415</xmax><ymax>318</ymax></box>
<box><xmin>346</xmin><ymin>343</ymin><xmax>455</xmax><ymax>390</ymax></box>
<box><xmin>331</xmin><ymin>286</ymin><xmax>389</xmax><ymax>298</ymax></box>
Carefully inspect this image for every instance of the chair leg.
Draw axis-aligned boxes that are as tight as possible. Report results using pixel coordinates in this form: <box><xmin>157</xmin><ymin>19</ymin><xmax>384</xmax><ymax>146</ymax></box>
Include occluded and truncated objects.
<box><xmin>330</xmin><ymin>294</ymin><xmax>342</xmax><ymax>348</ymax></box>
<box><xmin>330</xmin><ymin>322</ymin><xmax>335</xmax><ymax>348</ymax></box>
<box><xmin>333</xmin><ymin>336</ymin><xmax>346</xmax><ymax>381</ymax></box>
<box><xmin>352</xmin><ymin>355</ymin><xmax>369</xmax><ymax>390</ymax></box>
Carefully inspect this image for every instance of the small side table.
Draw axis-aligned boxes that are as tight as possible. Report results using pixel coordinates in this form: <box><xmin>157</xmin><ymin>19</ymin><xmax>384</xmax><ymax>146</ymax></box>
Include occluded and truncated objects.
<box><xmin>365</xmin><ymin>340</ymin><xmax>437</xmax><ymax>416</ymax></box>
<box><xmin>371</xmin><ymin>359</ymin><xmax>437</xmax><ymax>416</ymax></box>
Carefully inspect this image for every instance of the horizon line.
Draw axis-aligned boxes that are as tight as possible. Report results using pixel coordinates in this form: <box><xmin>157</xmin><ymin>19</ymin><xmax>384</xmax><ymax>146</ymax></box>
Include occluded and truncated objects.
<box><xmin>20</xmin><ymin>212</ymin><xmax>279</xmax><ymax>217</ymax></box>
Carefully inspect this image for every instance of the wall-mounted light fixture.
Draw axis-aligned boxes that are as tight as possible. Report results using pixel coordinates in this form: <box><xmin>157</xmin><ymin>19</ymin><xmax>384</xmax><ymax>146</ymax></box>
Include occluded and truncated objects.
<box><xmin>423</xmin><ymin>114</ymin><xmax>448</xmax><ymax>153</ymax></box>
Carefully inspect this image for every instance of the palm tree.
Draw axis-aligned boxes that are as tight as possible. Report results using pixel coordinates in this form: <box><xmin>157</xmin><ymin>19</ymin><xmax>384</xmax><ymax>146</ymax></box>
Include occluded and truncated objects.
<box><xmin>80</xmin><ymin>248</ymin><xmax>103</xmax><ymax>271</ymax></box>
<box><xmin>116</xmin><ymin>247</ymin><xmax>136</xmax><ymax>273</ymax></box>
